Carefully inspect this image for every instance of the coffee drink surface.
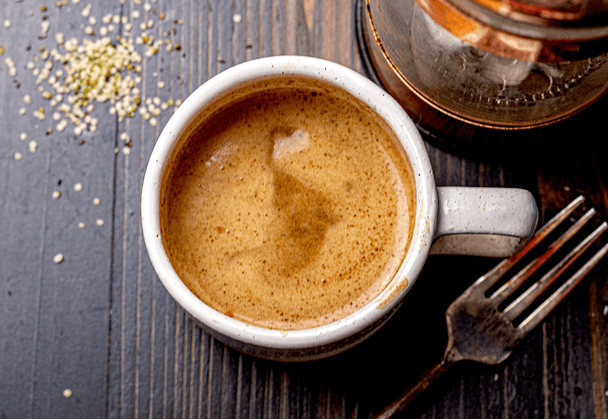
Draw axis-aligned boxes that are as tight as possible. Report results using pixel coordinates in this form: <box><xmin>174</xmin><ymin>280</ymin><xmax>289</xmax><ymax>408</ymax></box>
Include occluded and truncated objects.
<box><xmin>160</xmin><ymin>77</ymin><xmax>416</xmax><ymax>330</ymax></box>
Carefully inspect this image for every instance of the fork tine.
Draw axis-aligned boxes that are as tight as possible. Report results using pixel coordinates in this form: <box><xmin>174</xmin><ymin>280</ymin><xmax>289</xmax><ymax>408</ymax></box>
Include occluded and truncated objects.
<box><xmin>489</xmin><ymin>208</ymin><xmax>597</xmax><ymax>304</ymax></box>
<box><xmin>504</xmin><ymin>222</ymin><xmax>608</xmax><ymax>321</ymax></box>
<box><xmin>472</xmin><ymin>196</ymin><xmax>585</xmax><ymax>294</ymax></box>
<box><xmin>518</xmin><ymin>240</ymin><xmax>608</xmax><ymax>334</ymax></box>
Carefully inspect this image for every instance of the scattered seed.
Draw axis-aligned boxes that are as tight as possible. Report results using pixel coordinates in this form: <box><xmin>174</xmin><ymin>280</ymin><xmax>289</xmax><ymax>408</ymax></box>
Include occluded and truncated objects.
<box><xmin>93</xmin><ymin>197</ymin><xmax>100</xmax><ymax>205</ymax></box>
<box><xmin>4</xmin><ymin>20</ymin><xmax>11</xmax><ymax>29</ymax></box>
<box><xmin>96</xmin><ymin>219</ymin><xmax>104</xmax><ymax>226</ymax></box>
<box><xmin>232</xmin><ymin>14</ymin><xmax>242</xmax><ymax>23</ymax></box>
<box><xmin>53</xmin><ymin>253</ymin><xmax>64</xmax><ymax>264</ymax></box>
<box><xmin>28</xmin><ymin>141</ymin><xmax>37</xmax><ymax>153</ymax></box>
<box><xmin>4</xmin><ymin>57</ymin><xmax>17</xmax><ymax>76</ymax></box>
<box><xmin>20</xmin><ymin>133</ymin><xmax>27</xmax><ymax>141</ymax></box>
<box><xmin>81</xmin><ymin>4</ymin><xmax>92</xmax><ymax>17</ymax></box>
<box><xmin>74</xmin><ymin>182</ymin><xmax>83</xmax><ymax>191</ymax></box>
<box><xmin>14</xmin><ymin>152</ymin><xmax>22</xmax><ymax>160</ymax></box>
<box><xmin>52</xmin><ymin>190</ymin><xmax>61</xmax><ymax>199</ymax></box>
<box><xmin>122</xmin><ymin>146</ymin><xmax>131</xmax><ymax>155</ymax></box>
<box><xmin>40</xmin><ymin>20</ymin><xmax>51</xmax><ymax>38</ymax></box>
<box><xmin>78</xmin><ymin>222</ymin><xmax>85</xmax><ymax>228</ymax></box>
<box><xmin>33</xmin><ymin>108</ymin><xmax>45</xmax><ymax>120</ymax></box>
<box><xmin>63</xmin><ymin>388</ymin><xmax>72</xmax><ymax>397</ymax></box>
<box><xmin>23</xmin><ymin>95</ymin><xmax>32</xmax><ymax>104</ymax></box>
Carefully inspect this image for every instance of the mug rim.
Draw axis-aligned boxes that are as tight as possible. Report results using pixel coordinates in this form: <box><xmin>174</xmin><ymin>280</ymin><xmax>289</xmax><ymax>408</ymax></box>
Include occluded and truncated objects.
<box><xmin>141</xmin><ymin>55</ymin><xmax>437</xmax><ymax>352</ymax></box>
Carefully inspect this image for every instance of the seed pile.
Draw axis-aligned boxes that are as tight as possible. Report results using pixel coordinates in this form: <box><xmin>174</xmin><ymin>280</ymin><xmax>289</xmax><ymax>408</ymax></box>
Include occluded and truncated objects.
<box><xmin>3</xmin><ymin>0</ymin><xmax>185</xmax><ymax>137</ymax></box>
<box><xmin>1</xmin><ymin>0</ymin><xmax>196</xmax><ymax>270</ymax></box>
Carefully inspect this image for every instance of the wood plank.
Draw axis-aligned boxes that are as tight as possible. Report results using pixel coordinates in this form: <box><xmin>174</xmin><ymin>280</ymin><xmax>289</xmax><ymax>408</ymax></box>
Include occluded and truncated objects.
<box><xmin>536</xmin><ymin>129</ymin><xmax>608</xmax><ymax>419</ymax></box>
<box><xmin>30</xmin><ymin>129</ymin><xmax>115</xmax><ymax>419</ymax></box>
<box><xmin>1</xmin><ymin>1</ymin><xmax>117</xmax><ymax>417</ymax></box>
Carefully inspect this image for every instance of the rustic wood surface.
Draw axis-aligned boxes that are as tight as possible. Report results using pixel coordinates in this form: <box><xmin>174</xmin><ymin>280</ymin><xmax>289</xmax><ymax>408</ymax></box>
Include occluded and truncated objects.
<box><xmin>1</xmin><ymin>0</ymin><xmax>608</xmax><ymax>418</ymax></box>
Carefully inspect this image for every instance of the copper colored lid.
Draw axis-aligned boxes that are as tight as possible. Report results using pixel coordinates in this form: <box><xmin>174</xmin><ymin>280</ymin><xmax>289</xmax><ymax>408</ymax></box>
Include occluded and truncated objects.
<box><xmin>415</xmin><ymin>0</ymin><xmax>608</xmax><ymax>61</ymax></box>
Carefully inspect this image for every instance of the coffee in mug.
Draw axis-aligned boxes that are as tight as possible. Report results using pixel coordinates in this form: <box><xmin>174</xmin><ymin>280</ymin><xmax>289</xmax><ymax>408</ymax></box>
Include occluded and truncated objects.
<box><xmin>160</xmin><ymin>77</ymin><xmax>416</xmax><ymax>330</ymax></box>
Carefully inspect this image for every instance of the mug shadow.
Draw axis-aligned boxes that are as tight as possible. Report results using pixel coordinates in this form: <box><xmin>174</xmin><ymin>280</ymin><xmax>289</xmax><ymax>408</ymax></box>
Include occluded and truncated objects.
<box><xmin>280</xmin><ymin>254</ymin><xmax>500</xmax><ymax>416</ymax></box>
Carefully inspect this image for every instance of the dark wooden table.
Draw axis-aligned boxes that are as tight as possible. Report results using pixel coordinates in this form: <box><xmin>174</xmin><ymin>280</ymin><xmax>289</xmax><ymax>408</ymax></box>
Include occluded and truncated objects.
<box><xmin>2</xmin><ymin>0</ymin><xmax>608</xmax><ymax>418</ymax></box>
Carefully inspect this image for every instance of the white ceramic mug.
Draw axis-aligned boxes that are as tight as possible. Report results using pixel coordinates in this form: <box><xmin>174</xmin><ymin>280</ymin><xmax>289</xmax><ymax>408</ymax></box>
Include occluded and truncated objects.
<box><xmin>141</xmin><ymin>56</ymin><xmax>538</xmax><ymax>362</ymax></box>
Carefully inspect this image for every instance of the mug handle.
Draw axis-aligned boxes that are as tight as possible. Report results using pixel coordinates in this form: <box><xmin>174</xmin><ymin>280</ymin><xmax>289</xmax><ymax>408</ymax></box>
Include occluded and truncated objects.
<box><xmin>429</xmin><ymin>187</ymin><xmax>538</xmax><ymax>257</ymax></box>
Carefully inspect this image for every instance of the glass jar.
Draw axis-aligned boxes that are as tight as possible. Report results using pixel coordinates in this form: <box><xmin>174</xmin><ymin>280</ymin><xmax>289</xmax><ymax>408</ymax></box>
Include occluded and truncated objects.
<box><xmin>358</xmin><ymin>0</ymin><xmax>608</xmax><ymax>147</ymax></box>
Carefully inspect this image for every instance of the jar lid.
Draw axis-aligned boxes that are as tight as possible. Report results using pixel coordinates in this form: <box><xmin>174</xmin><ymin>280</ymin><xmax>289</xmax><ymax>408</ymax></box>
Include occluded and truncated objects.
<box><xmin>416</xmin><ymin>0</ymin><xmax>608</xmax><ymax>61</ymax></box>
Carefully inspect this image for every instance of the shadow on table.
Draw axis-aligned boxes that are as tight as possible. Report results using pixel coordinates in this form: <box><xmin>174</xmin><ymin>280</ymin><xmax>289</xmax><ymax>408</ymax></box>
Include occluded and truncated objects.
<box><xmin>282</xmin><ymin>255</ymin><xmax>500</xmax><ymax>417</ymax></box>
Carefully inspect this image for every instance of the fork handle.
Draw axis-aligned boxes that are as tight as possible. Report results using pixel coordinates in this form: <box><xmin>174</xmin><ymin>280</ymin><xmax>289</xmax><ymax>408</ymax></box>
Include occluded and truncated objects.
<box><xmin>373</xmin><ymin>351</ymin><xmax>456</xmax><ymax>418</ymax></box>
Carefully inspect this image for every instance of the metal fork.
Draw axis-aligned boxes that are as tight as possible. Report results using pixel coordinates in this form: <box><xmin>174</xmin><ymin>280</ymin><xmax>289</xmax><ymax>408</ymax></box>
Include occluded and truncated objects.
<box><xmin>375</xmin><ymin>196</ymin><xmax>608</xmax><ymax>418</ymax></box>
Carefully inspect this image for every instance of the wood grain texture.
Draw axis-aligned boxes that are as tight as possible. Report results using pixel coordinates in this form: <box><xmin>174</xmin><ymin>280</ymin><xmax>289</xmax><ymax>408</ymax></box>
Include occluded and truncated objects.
<box><xmin>1</xmin><ymin>0</ymin><xmax>608</xmax><ymax>418</ymax></box>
